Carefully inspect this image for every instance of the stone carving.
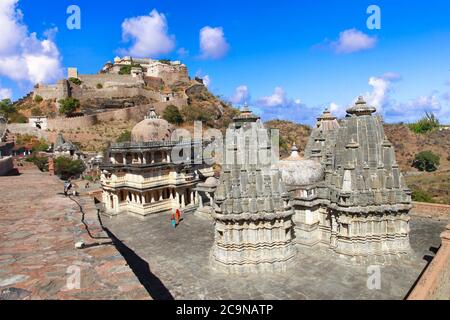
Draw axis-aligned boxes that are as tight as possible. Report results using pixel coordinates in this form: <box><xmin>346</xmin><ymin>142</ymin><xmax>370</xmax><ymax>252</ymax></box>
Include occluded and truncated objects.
<box><xmin>211</xmin><ymin>106</ymin><xmax>296</xmax><ymax>273</ymax></box>
<box><xmin>284</xmin><ymin>97</ymin><xmax>412</xmax><ymax>263</ymax></box>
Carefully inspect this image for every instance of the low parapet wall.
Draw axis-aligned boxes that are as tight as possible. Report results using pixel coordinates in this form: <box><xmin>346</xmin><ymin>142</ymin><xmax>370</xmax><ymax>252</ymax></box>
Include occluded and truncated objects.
<box><xmin>47</xmin><ymin>105</ymin><xmax>153</xmax><ymax>131</ymax></box>
<box><xmin>0</xmin><ymin>156</ymin><xmax>14</xmax><ymax>176</ymax></box>
<box><xmin>6</xmin><ymin>124</ymin><xmax>48</xmax><ymax>140</ymax></box>
<box><xmin>411</xmin><ymin>202</ymin><xmax>450</xmax><ymax>219</ymax></box>
<box><xmin>407</xmin><ymin>224</ymin><xmax>450</xmax><ymax>300</ymax></box>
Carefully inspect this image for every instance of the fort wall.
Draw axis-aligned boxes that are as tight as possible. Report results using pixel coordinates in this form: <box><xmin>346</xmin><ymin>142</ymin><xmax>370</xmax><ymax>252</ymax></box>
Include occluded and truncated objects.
<box><xmin>6</xmin><ymin>124</ymin><xmax>48</xmax><ymax>140</ymax></box>
<box><xmin>34</xmin><ymin>80</ymin><xmax>70</xmax><ymax>100</ymax></box>
<box><xmin>46</xmin><ymin>105</ymin><xmax>153</xmax><ymax>131</ymax></box>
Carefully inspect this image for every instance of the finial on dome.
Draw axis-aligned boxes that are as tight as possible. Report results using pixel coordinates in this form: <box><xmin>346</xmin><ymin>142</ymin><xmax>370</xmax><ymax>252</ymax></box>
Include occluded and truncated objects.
<box><xmin>145</xmin><ymin>107</ymin><xmax>160</xmax><ymax>120</ymax></box>
<box><xmin>346</xmin><ymin>96</ymin><xmax>376</xmax><ymax>116</ymax></box>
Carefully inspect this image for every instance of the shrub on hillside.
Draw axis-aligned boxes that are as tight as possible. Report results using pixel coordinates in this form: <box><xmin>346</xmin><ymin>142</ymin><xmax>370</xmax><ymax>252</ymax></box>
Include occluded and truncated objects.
<box><xmin>96</xmin><ymin>83</ymin><xmax>103</xmax><ymax>89</ymax></box>
<box><xmin>408</xmin><ymin>112</ymin><xmax>440</xmax><ymax>134</ymax></box>
<box><xmin>34</xmin><ymin>95</ymin><xmax>43</xmax><ymax>103</ymax></box>
<box><xmin>163</xmin><ymin>105</ymin><xmax>184</xmax><ymax>125</ymax></box>
<box><xmin>412</xmin><ymin>151</ymin><xmax>440</xmax><ymax>172</ymax></box>
<box><xmin>181</xmin><ymin>105</ymin><xmax>214</xmax><ymax>123</ymax></box>
<box><xmin>54</xmin><ymin>157</ymin><xmax>86</xmax><ymax>180</ymax></box>
<box><xmin>116</xmin><ymin>130</ymin><xmax>131</xmax><ymax>143</ymax></box>
<box><xmin>8</xmin><ymin>112</ymin><xmax>27</xmax><ymax>123</ymax></box>
<box><xmin>31</xmin><ymin>107</ymin><xmax>43</xmax><ymax>116</ymax></box>
<box><xmin>69</xmin><ymin>77</ymin><xmax>82</xmax><ymax>85</ymax></box>
<box><xmin>411</xmin><ymin>188</ymin><xmax>434</xmax><ymax>203</ymax></box>
<box><xmin>58</xmin><ymin>98</ymin><xmax>80</xmax><ymax>116</ymax></box>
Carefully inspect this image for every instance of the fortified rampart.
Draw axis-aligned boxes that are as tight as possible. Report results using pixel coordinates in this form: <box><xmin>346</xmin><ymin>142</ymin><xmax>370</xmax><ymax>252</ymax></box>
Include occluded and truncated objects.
<box><xmin>6</xmin><ymin>124</ymin><xmax>49</xmax><ymax>140</ymax></box>
<box><xmin>34</xmin><ymin>80</ymin><xmax>70</xmax><ymax>100</ymax></box>
<box><xmin>46</xmin><ymin>105</ymin><xmax>154</xmax><ymax>131</ymax></box>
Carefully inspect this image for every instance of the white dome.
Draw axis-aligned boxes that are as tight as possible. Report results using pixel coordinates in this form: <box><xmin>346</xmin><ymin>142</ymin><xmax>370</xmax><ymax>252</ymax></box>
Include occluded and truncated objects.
<box><xmin>274</xmin><ymin>144</ymin><xmax>324</xmax><ymax>186</ymax></box>
<box><xmin>131</xmin><ymin>108</ymin><xmax>172</xmax><ymax>143</ymax></box>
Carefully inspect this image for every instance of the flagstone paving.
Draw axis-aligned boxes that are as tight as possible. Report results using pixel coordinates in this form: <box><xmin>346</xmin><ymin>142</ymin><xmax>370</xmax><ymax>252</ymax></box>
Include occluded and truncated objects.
<box><xmin>0</xmin><ymin>166</ymin><xmax>150</xmax><ymax>300</ymax></box>
<box><xmin>103</xmin><ymin>209</ymin><xmax>448</xmax><ymax>300</ymax></box>
<box><xmin>0</xmin><ymin>165</ymin><xmax>448</xmax><ymax>300</ymax></box>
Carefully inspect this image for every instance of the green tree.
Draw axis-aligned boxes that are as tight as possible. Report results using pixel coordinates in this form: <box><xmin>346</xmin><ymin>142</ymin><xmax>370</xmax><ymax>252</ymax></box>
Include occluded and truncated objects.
<box><xmin>0</xmin><ymin>99</ymin><xmax>15</xmax><ymax>116</ymax></box>
<box><xmin>26</xmin><ymin>156</ymin><xmax>49</xmax><ymax>172</ymax></box>
<box><xmin>163</xmin><ymin>105</ymin><xmax>184</xmax><ymax>125</ymax></box>
<box><xmin>408</xmin><ymin>112</ymin><xmax>440</xmax><ymax>134</ymax></box>
<box><xmin>32</xmin><ymin>138</ymin><xmax>50</xmax><ymax>152</ymax></box>
<box><xmin>412</xmin><ymin>151</ymin><xmax>440</xmax><ymax>172</ymax></box>
<box><xmin>58</xmin><ymin>98</ymin><xmax>80</xmax><ymax>116</ymax></box>
<box><xmin>34</xmin><ymin>95</ymin><xmax>43</xmax><ymax>103</ymax></box>
<box><xmin>69</xmin><ymin>77</ymin><xmax>82</xmax><ymax>85</ymax></box>
<box><xmin>96</xmin><ymin>83</ymin><xmax>103</xmax><ymax>89</ymax></box>
<box><xmin>116</xmin><ymin>130</ymin><xmax>131</xmax><ymax>143</ymax></box>
<box><xmin>54</xmin><ymin>157</ymin><xmax>86</xmax><ymax>180</ymax></box>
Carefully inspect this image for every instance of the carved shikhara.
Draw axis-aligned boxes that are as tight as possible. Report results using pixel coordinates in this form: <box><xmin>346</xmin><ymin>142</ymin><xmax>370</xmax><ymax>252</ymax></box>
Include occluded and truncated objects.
<box><xmin>211</xmin><ymin>98</ymin><xmax>413</xmax><ymax>273</ymax></box>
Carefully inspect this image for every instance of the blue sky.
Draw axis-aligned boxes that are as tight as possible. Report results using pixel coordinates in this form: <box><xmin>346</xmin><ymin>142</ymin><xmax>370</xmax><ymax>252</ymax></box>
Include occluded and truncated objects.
<box><xmin>0</xmin><ymin>0</ymin><xmax>449</xmax><ymax>124</ymax></box>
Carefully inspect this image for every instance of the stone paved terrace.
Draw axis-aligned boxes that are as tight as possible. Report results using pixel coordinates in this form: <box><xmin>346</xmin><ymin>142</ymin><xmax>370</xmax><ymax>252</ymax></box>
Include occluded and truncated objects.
<box><xmin>0</xmin><ymin>165</ymin><xmax>448</xmax><ymax>300</ymax></box>
<box><xmin>103</xmin><ymin>211</ymin><xmax>448</xmax><ymax>300</ymax></box>
<box><xmin>0</xmin><ymin>166</ymin><xmax>150</xmax><ymax>300</ymax></box>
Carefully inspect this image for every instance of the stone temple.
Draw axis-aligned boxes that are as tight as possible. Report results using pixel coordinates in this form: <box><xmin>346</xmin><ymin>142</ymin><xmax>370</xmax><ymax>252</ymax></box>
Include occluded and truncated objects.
<box><xmin>210</xmin><ymin>106</ymin><xmax>296</xmax><ymax>273</ymax></box>
<box><xmin>99</xmin><ymin>97</ymin><xmax>414</xmax><ymax>273</ymax></box>
<box><xmin>210</xmin><ymin>97</ymin><xmax>413</xmax><ymax>273</ymax></box>
<box><xmin>100</xmin><ymin>108</ymin><xmax>214</xmax><ymax>217</ymax></box>
<box><xmin>281</xmin><ymin>97</ymin><xmax>412</xmax><ymax>264</ymax></box>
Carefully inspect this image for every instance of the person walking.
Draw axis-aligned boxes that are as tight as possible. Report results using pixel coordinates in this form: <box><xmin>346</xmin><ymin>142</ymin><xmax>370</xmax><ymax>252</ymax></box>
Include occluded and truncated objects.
<box><xmin>171</xmin><ymin>213</ymin><xmax>177</xmax><ymax>228</ymax></box>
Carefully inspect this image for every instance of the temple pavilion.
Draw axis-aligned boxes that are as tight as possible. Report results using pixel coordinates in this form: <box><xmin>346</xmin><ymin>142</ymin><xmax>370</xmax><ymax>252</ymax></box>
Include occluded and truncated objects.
<box><xmin>100</xmin><ymin>108</ymin><xmax>214</xmax><ymax>217</ymax></box>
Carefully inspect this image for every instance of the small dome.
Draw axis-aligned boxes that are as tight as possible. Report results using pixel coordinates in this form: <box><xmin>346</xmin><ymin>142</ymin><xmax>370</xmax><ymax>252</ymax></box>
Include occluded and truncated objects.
<box><xmin>131</xmin><ymin>108</ymin><xmax>172</xmax><ymax>142</ymax></box>
<box><xmin>274</xmin><ymin>144</ymin><xmax>324</xmax><ymax>186</ymax></box>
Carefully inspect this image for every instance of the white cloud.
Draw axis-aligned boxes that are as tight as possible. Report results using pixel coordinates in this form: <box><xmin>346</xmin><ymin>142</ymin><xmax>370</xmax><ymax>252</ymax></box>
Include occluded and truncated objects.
<box><xmin>203</xmin><ymin>75</ymin><xmax>211</xmax><ymax>87</ymax></box>
<box><xmin>199</xmin><ymin>26</ymin><xmax>229</xmax><ymax>59</ymax></box>
<box><xmin>230</xmin><ymin>85</ymin><xmax>250</xmax><ymax>105</ymax></box>
<box><xmin>121</xmin><ymin>9</ymin><xmax>175</xmax><ymax>58</ymax></box>
<box><xmin>331</xmin><ymin>29</ymin><xmax>377</xmax><ymax>54</ymax></box>
<box><xmin>0</xmin><ymin>86</ymin><xmax>12</xmax><ymax>99</ymax></box>
<box><xmin>365</xmin><ymin>76</ymin><xmax>392</xmax><ymax>112</ymax></box>
<box><xmin>177</xmin><ymin>47</ymin><xmax>189</xmax><ymax>58</ymax></box>
<box><xmin>361</xmin><ymin>73</ymin><xmax>449</xmax><ymax>123</ymax></box>
<box><xmin>257</xmin><ymin>86</ymin><xmax>288</xmax><ymax>107</ymax></box>
<box><xmin>0</xmin><ymin>0</ymin><xmax>63</xmax><ymax>85</ymax></box>
<box><xmin>328</xmin><ymin>102</ymin><xmax>346</xmax><ymax>118</ymax></box>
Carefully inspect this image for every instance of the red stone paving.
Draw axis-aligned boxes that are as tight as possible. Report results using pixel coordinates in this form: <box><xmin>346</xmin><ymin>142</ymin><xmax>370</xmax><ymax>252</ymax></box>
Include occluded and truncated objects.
<box><xmin>0</xmin><ymin>165</ymin><xmax>150</xmax><ymax>300</ymax></box>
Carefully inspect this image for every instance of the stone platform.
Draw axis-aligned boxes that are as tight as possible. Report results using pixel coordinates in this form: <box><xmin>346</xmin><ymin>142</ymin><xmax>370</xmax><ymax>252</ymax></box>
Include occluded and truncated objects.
<box><xmin>103</xmin><ymin>210</ymin><xmax>448</xmax><ymax>300</ymax></box>
<box><xmin>0</xmin><ymin>167</ymin><xmax>149</xmax><ymax>300</ymax></box>
<box><xmin>0</xmin><ymin>166</ymin><xmax>447</xmax><ymax>300</ymax></box>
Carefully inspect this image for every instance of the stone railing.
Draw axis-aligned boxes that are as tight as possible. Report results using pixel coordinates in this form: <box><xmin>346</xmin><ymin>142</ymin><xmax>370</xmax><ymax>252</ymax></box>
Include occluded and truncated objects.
<box><xmin>407</xmin><ymin>224</ymin><xmax>450</xmax><ymax>300</ymax></box>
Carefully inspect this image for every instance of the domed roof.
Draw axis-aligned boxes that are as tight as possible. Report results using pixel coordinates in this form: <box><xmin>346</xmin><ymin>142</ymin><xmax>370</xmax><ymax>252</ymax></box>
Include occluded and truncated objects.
<box><xmin>274</xmin><ymin>144</ymin><xmax>324</xmax><ymax>186</ymax></box>
<box><xmin>131</xmin><ymin>108</ymin><xmax>172</xmax><ymax>143</ymax></box>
